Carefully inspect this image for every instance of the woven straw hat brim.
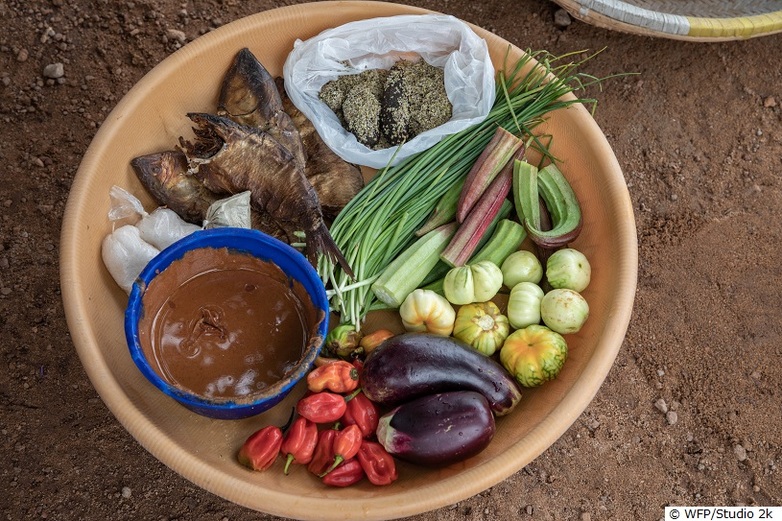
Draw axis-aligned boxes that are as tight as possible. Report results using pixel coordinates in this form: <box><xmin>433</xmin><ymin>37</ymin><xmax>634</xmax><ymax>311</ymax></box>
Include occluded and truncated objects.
<box><xmin>553</xmin><ymin>0</ymin><xmax>782</xmax><ymax>41</ymax></box>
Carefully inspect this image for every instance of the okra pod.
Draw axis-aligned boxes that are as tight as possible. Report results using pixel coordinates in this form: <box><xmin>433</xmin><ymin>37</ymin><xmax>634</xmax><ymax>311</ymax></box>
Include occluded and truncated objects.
<box><xmin>526</xmin><ymin>163</ymin><xmax>583</xmax><ymax>248</ymax></box>
<box><xmin>371</xmin><ymin>222</ymin><xmax>458</xmax><ymax>307</ymax></box>
<box><xmin>415</xmin><ymin>179</ymin><xmax>464</xmax><ymax>236</ymax></box>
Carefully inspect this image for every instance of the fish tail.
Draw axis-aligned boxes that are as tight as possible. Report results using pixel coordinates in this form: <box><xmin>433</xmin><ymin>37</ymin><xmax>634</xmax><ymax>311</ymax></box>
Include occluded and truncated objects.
<box><xmin>307</xmin><ymin>223</ymin><xmax>354</xmax><ymax>280</ymax></box>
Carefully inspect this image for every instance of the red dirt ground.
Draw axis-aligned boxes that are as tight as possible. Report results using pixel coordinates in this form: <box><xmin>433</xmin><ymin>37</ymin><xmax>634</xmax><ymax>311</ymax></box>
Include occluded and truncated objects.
<box><xmin>1</xmin><ymin>0</ymin><xmax>780</xmax><ymax>519</ymax></box>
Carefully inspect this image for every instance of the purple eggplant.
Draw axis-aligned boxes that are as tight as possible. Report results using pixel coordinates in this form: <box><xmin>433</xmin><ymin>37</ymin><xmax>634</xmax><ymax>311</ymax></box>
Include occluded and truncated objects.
<box><xmin>376</xmin><ymin>391</ymin><xmax>495</xmax><ymax>467</ymax></box>
<box><xmin>361</xmin><ymin>332</ymin><xmax>522</xmax><ymax>416</ymax></box>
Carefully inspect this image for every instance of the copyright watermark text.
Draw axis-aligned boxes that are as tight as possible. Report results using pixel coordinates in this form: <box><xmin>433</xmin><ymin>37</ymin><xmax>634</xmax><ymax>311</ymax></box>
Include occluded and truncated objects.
<box><xmin>665</xmin><ymin>507</ymin><xmax>780</xmax><ymax>520</ymax></box>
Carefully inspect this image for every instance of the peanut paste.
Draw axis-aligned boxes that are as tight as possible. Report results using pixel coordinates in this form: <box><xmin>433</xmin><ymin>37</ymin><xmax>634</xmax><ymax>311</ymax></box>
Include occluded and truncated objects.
<box><xmin>137</xmin><ymin>247</ymin><xmax>323</xmax><ymax>400</ymax></box>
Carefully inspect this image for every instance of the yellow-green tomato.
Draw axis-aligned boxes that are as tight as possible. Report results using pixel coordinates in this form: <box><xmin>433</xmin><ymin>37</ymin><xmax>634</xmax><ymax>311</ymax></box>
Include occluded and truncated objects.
<box><xmin>501</xmin><ymin>250</ymin><xmax>543</xmax><ymax>287</ymax></box>
<box><xmin>540</xmin><ymin>288</ymin><xmax>589</xmax><ymax>335</ymax></box>
<box><xmin>443</xmin><ymin>265</ymin><xmax>474</xmax><ymax>305</ymax></box>
<box><xmin>506</xmin><ymin>281</ymin><xmax>544</xmax><ymax>329</ymax></box>
<box><xmin>443</xmin><ymin>261</ymin><xmax>503</xmax><ymax>305</ymax></box>
<box><xmin>453</xmin><ymin>301</ymin><xmax>510</xmax><ymax>356</ymax></box>
<box><xmin>500</xmin><ymin>324</ymin><xmax>568</xmax><ymax>387</ymax></box>
<box><xmin>399</xmin><ymin>289</ymin><xmax>456</xmax><ymax>336</ymax></box>
<box><xmin>546</xmin><ymin>248</ymin><xmax>591</xmax><ymax>292</ymax></box>
<box><xmin>471</xmin><ymin>261</ymin><xmax>503</xmax><ymax>301</ymax></box>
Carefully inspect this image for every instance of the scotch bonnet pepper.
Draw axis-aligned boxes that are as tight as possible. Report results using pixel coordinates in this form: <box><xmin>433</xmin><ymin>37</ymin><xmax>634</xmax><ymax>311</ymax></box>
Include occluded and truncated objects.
<box><xmin>307</xmin><ymin>425</ymin><xmax>339</xmax><ymax>476</ymax></box>
<box><xmin>321</xmin><ymin>458</ymin><xmax>364</xmax><ymax>487</ymax></box>
<box><xmin>280</xmin><ymin>417</ymin><xmax>318</xmax><ymax>475</ymax></box>
<box><xmin>357</xmin><ymin>440</ymin><xmax>398</xmax><ymax>486</ymax></box>
<box><xmin>341</xmin><ymin>391</ymin><xmax>380</xmax><ymax>439</ymax></box>
<box><xmin>320</xmin><ymin>424</ymin><xmax>363</xmax><ymax>476</ymax></box>
<box><xmin>297</xmin><ymin>391</ymin><xmax>347</xmax><ymax>424</ymax></box>
<box><xmin>306</xmin><ymin>360</ymin><xmax>359</xmax><ymax>394</ymax></box>
<box><xmin>236</xmin><ymin>425</ymin><xmax>283</xmax><ymax>471</ymax></box>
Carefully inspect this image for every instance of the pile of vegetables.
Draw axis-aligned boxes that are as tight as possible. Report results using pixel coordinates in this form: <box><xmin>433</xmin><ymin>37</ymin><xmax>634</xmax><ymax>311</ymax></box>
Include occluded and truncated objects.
<box><xmin>281</xmin><ymin>147</ymin><xmax>595</xmax><ymax>477</ymax></box>
<box><xmin>237</xmin><ymin>330</ymin><xmax>524</xmax><ymax>477</ymax></box>
<box><xmin>318</xmin><ymin>108</ymin><xmax>595</xmax><ymax>390</ymax></box>
<box><xmin>394</xmin><ymin>153</ymin><xmax>593</xmax><ymax>388</ymax></box>
<box><xmin>239</xmin><ymin>228</ymin><xmax>592</xmax><ymax>481</ymax></box>
<box><xmin>236</xmin><ymin>48</ymin><xmax>606</xmax><ymax>481</ymax></box>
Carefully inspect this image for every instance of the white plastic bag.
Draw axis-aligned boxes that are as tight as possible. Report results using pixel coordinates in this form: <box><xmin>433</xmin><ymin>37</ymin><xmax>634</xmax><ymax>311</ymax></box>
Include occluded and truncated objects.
<box><xmin>107</xmin><ymin>185</ymin><xmax>200</xmax><ymax>250</ymax></box>
<box><xmin>136</xmin><ymin>208</ymin><xmax>201</xmax><ymax>250</ymax></box>
<box><xmin>103</xmin><ymin>186</ymin><xmax>202</xmax><ymax>293</ymax></box>
<box><xmin>101</xmin><ymin>225</ymin><xmax>160</xmax><ymax>294</ymax></box>
<box><xmin>283</xmin><ymin>14</ymin><xmax>496</xmax><ymax>169</ymax></box>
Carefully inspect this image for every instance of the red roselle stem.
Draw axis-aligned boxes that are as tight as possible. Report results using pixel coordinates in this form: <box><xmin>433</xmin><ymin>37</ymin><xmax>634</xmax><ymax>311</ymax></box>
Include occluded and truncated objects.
<box><xmin>456</xmin><ymin>126</ymin><xmax>523</xmax><ymax>222</ymax></box>
<box><xmin>441</xmin><ymin>147</ymin><xmax>525</xmax><ymax>267</ymax></box>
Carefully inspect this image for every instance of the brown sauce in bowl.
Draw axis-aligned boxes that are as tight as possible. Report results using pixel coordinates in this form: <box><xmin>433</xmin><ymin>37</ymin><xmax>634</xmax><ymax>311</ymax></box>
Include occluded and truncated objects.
<box><xmin>137</xmin><ymin>247</ymin><xmax>322</xmax><ymax>400</ymax></box>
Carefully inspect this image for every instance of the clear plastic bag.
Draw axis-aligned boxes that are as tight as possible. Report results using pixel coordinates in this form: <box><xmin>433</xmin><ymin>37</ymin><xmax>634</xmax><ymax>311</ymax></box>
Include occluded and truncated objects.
<box><xmin>107</xmin><ymin>185</ymin><xmax>146</xmax><ymax>224</ymax></box>
<box><xmin>204</xmin><ymin>191</ymin><xmax>252</xmax><ymax>229</ymax></box>
<box><xmin>283</xmin><ymin>14</ymin><xmax>496</xmax><ymax>169</ymax></box>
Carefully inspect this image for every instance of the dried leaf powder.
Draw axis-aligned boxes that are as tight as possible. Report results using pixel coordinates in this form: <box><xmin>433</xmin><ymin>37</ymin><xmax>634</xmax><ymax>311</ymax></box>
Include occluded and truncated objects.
<box><xmin>319</xmin><ymin>58</ymin><xmax>452</xmax><ymax>149</ymax></box>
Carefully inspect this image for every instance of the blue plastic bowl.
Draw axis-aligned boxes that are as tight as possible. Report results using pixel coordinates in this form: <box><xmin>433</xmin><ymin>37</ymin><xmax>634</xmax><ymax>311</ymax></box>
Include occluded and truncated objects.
<box><xmin>124</xmin><ymin>228</ymin><xmax>329</xmax><ymax>420</ymax></box>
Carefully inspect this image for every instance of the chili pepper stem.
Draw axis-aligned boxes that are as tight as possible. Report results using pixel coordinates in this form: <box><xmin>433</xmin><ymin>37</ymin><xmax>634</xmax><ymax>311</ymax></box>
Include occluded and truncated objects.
<box><xmin>344</xmin><ymin>388</ymin><xmax>363</xmax><ymax>402</ymax></box>
<box><xmin>283</xmin><ymin>453</ymin><xmax>296</xmax><ymax>475</ymax></box>
<box><xmin>319</xmin><ymin>456</ymin><xmax>345</xmax><ymax>477</ymax></box>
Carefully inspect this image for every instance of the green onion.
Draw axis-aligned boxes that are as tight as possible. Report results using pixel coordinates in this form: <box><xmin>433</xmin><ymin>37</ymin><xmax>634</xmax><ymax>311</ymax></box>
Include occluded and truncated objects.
<box><xmin>319</xmin><ymin>48</ymin><xmax>601</xmax><ymax>329</ymax></box>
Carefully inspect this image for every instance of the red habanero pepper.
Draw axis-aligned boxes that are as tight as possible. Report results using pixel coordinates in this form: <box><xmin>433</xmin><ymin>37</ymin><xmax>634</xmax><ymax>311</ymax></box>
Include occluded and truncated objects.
<box><xmin>341</xmin><ymin>391</ymin><xmax>380</xmax><ymax>439</ymax></box>
<box><xmin>356</xmin><ymin>441</ymin><xmax>398</xmax><ymax>486</ymax></box>
<box><xmin>351</xmin><ymin>358</ymin><xmax>364</xmax><ymax>373</ymax></box>
<box><xmin>321</xmin><ymin>458</ymin><xmax>364</xmax><ymax>487</ymax></box>
<box><xmin>320</xmin><ymin>424</ymin><xmax>363</xmax><ymax>476</ymax></box>
<box><xmin>236</xmin><ymin>425</ymin><xmax>283</xmax><ymax>471</ymax></box>
<box><xmin>307</xmin><ymin>425</ymin><xmax>339</xmax><ymax>476</ymax></box>
<box><xmin>307</xmin><ymin>360</ymin><xmax>360</xmax><ymax>394</ymax></box>
<box><xmin>280</xmin><ymin>417</ymin><xmax>318</xmax><ymax>475</ymax></box>
<box><xmin>297</xmin><ymin>391</ymin><xmax>347</xmax><ymax>423</ymax></box>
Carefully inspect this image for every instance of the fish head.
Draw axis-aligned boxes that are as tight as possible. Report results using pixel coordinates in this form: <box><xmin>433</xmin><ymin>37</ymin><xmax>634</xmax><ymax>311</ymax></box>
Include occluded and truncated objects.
<box><xmin>217</xmin><ymin>48</ymin><xmax>279</xmax><ymax>128</ymax></box>
<box><xmin>131</xmin><ymin>150</ymin><xmax>200</xmax><ymax>205</ymax></box>
<box><xmin>131</xmin><ymin>150</ymin><xmax>217</xmax><ymax>224</ymax></box>
<box><xmin>186</xmin><ymin>112</ymin><xmax>245</xmax><ymax>144</ymax></box>
<box><xmin>131</xmin><ymin>150</ymin><xmax>187</xmax><ymax>189</ymax></box>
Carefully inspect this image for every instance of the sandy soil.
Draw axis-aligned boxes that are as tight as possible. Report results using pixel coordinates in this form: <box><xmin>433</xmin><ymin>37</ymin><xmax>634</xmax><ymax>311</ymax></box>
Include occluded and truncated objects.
<box><xmin>1</xmin><ymin>0</ymin><xmax>781</xmax><ymax>519</ymax></box>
